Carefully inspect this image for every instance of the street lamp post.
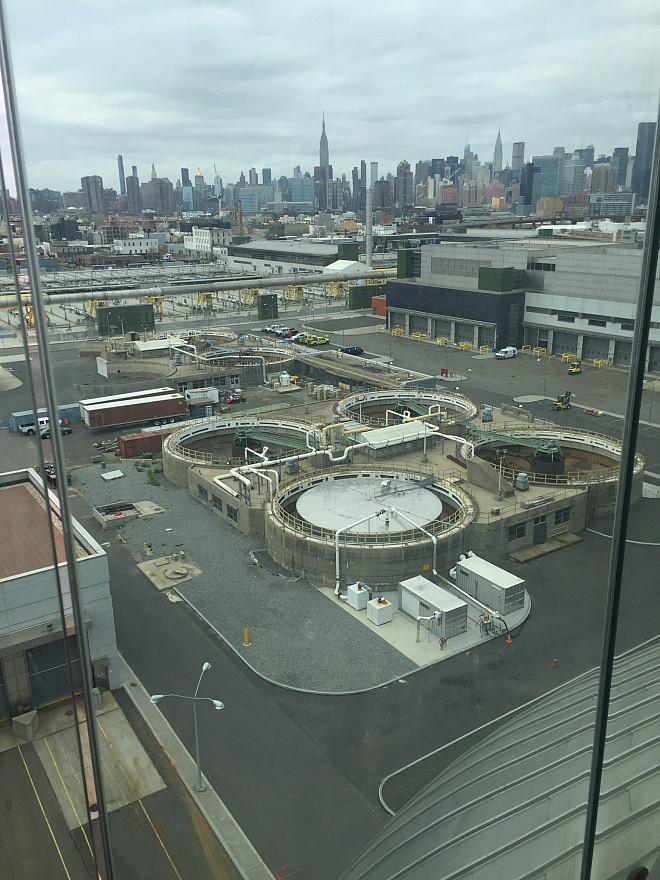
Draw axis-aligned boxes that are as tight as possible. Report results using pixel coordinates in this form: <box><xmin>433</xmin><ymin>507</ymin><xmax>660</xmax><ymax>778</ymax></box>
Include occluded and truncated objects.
<box><xmin>150</xmin><ymin>661</ymin><xmax>224</xmax><ymax>792</ymax></box>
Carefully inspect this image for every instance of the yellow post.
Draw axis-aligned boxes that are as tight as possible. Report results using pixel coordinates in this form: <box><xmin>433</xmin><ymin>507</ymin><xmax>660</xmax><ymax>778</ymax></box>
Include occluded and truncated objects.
<box><xmin>243</xmin><ymin>626</ymin><xmax>251</xmax><ymax>646</ymax></box>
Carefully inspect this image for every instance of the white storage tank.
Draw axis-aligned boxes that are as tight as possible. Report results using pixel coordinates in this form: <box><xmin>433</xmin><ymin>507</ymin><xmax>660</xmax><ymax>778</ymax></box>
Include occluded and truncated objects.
<box><xmin>399</xmin><ymin>575</ymin><xmax>468</xmax><ymax>639</ymax></box>
<box><xmin>454</xmin><ymin>554</ymin><xmax>525</xmax><ymax>615</ymax></box>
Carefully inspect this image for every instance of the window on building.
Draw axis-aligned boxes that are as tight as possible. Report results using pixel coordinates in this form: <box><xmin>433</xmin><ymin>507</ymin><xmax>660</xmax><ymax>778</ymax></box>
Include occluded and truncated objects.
<box><xmin>212</xmin><ymin>495</ymin><xmax>223</xmax><ymax>511</ymax></box>
<box><xmin>197</xmin><ymin>485</ymin><xmax>208</xmax><ymax>500</ymax></box>
<box><xmin>508</xmin><ymin>522</ymin><xmax>527</xmax><ymax>541</ymax></box>
<box><xmin>588</xmin><ymin>319</ymin><xmax>607</xmax><ymax>327</ymax></box>
<box><xmin>555</xmin><ymin>507</ymin><xmax>571</xmax><ymax>525</ymax></box>
<box><xmin>557</xmin><ymin>314</ymin><xmax>576</xmax><ymax>323</ymax></box>
<box><xmin>227</xmin><ymin>505</ymin><xmax>238</xmax><ymax>522</ymax></box>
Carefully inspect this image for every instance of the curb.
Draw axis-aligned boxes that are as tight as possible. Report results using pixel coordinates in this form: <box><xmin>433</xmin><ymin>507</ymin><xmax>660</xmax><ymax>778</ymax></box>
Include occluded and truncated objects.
<box><xmin>118</xmin><ymin>655</ymin><xmax>272</xmax><ymax>880</ymax></box>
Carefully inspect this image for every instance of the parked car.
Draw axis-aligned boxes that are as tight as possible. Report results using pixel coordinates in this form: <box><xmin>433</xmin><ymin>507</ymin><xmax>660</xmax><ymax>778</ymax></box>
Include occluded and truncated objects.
<box><xmin>568</xmin><ymin>360</ymin><xmax>582</xmax><ymax>374</ymax></box>
<box><xmin>40</xmin><ymin>425</ymin><xmax>72</xmax><ymax>439</ymax></box>
<box><xmin>263</xmin><ymin>324</ymin><xmax>284</xmax><ymax>334</ymax></box>
<box><xmin>339</xmin><ymin>345</ymin><xmax>364</xmax><ymax>355</ymax></box>
<box><xmin>290</xmin><ymin>332</ymin><xmax>310</xmax><ymax>343</ymax></box>
<box><xmin>275</xmin><ymin>327</ymin><xmax>297</xmax><ymax>338</ymax></box>
<box><xmin>306</xmin><ymin>335</ymin><xmax>329</xmax><ymax>346</ymax></box>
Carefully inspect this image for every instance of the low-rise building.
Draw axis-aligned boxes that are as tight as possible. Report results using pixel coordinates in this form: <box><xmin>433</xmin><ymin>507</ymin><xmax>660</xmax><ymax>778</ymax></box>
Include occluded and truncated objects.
<box><xmin>0</xmin><ymin>468</ymin><xmax>120</xmax><ymax>720</ymax></box>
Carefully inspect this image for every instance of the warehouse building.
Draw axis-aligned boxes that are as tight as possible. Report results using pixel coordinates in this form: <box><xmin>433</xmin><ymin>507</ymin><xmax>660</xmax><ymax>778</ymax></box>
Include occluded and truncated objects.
<box><xmin>388</xmin><ymin>239</ymin><xmax>659</xmax><ymax>369</ymax></box>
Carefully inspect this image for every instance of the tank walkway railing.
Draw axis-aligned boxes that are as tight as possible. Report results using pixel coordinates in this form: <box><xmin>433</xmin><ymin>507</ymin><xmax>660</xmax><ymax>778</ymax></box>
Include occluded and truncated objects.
<box><xmin>270</xmin><ymin>465</ymin><xmax>478</xmax><ymax>545</ymax></box>
<box><xmin>163</xmin><ymin>415</ymin><xmax>323</xmax><ymax>466</ymax></box>
<box><xmin>464</xmin><ymin>423</ymin><xmax>644</xmax><ymax>487</ymax></box>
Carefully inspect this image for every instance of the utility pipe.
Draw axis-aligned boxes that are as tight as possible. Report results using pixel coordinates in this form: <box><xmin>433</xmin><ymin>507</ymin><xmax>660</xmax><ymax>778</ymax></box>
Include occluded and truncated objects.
<box><xmin>30</xmin><ymin>268</ymin><xmax>397</xmax><ymax>306</ymax></box>
<box><xmin>390</xmin><ymin>506</ymin><xmax>438</xmax><ymax>575</ymax></box>
<box><xmin>335</xmin><ymin>508</ymin><xmax>387</xmax><ymax>595</ymax></box>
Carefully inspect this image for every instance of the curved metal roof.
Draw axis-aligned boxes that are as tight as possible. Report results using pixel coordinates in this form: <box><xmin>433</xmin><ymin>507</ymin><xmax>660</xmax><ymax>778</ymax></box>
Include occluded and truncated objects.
<box><xmin>341</xmin><ymin>640</ymin><xmax>660</xmax><ymax>880</ymax></box>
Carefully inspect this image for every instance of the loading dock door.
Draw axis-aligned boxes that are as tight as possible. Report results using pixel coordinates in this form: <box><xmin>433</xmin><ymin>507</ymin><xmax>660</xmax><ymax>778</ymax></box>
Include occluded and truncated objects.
<box><xmin>613</xmin><ymin>340</ymin><xmax>632</xmax><ymax>366</ymax></box>
<box><xmin>582</xmin><ymin>335</ymin><xmax>610</xmax><ymax>361</ymax></box>
<box><xmin>553</xmin><ymin>331</ymin><xmax>578</xmax><ymax>355</ymax></box>
<box><xmin>455</xmin><ymin>322</ymin><xmax>474</xmax><ymax>344</ymax></box>
<box><xmin>25</xmin><ymin>636</ymin><xmax>83</xmax><ymax>707</ymax></box>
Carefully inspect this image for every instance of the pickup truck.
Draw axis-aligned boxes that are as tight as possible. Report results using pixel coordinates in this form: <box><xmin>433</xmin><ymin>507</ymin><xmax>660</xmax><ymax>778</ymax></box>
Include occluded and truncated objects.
<box><xmin>18</xmin><ymin>416</ymin><xmax>61</xmax><ymax>436</ymax></box>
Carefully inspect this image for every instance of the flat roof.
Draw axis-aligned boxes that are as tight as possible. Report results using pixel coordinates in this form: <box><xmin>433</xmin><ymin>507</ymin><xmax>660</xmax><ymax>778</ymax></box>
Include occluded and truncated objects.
<box><xmin>79</xmin><ymin>387</ymin><xmax>174</xmax><ymax>407</ymax></box>
<box><xmin>399</xmin><ymin>576</ymin><xmax>467</xmax><ymax>612</ymax></box>
<box><xmin>360</xmin><ymin>422</ymin><xmax>435</xmax><ymax>449</ymax></box>
<box><xmin>232</xmin><ymin>239</ymin><xmax>338</xmax><ymax>255</ymax></box>
<box><xmin>0</xmin><ymin>483</ymin><xmax>74</xmax><ymax>578</ymax></box>
<box><xmin>84</xmin><ymin>392</ymin><xmax>183</xmax><ymax>412</ymax></box>
<box><xmin>132</xmin><ymin>338</ymin><xmax>185</xmax><ymax>352</ymax></box>
<box><xmin>457</xmin><ymin>555</ymin><xmax>524</xmax><ymax>589</ymax></box>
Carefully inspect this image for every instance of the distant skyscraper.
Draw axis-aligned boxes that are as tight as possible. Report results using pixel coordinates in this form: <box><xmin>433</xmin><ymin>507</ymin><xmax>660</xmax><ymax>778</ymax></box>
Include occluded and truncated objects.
<box><xmin>370</xmin><ymin>162</ymin><xmax>378</xmax><ymax>188</ymax></box>
<box><xmin>125</xmin><ymin>174</ymin><xmax>141</xmax><ymax>215</ymax></box>
<box><xmin>631</xmin><ymin>122</ymin><xmax>657</xmax><ymax>200</ymax></box>
<box><xmin>151</xmin><ymin>164</ymin><xmax>157</xmax><ymax>180</ymax></box>
<box><xmin>493</xmin><ymin>129</ymin><xmax>503</xmax><ymax>175</ymax></box>
<box><xmin>530</xmin><ymin>155</ymin><xmax>563</xmax><ymax>210</ymax></box>
<box><xmin>315</xmin><ymin>116</ymin><xmax>332</xmax><ymax>209</ymax></box>
<box><xmin>512</xmin><ymin>142</ymin><xmax>524</xmax><ymax>175</ymax></box>
<box><xmin>590</xmin><ymin>163</ymin><xmax>616</xmax><ymax>194</ymax></box>
<box><xmin>117</xmin><ymin>155</ymin><xmax>126</xmax><ymax>195</ymax></box>
<box><xmin>261</xmin><ymin>168</ymin><xmax>272</xmax><ymax>185</ymax></box>
<box><xmin>574</xmin><ymin>145</ymin><xmax>595</xmax><ymax>169</ymax></box>
<box><xmin>195</xmin><ymin>167</ymin><xmax>204</xmax><ymax>188</ymax></box>
<box><xmin>80</xmin><ymin>175</ymin><xmax>105</xmax><ymax>214</ymax></box>
<box><xmin>560</xmin><ymin>158</ymin><xmax>585</xmax><ymax>197</ymax></box>
<box><xmin>131</xmin><ymin>165</ymin><xmax>138</xmax><ymax>178</ymax></box>
<box><xmin>612</xmin><ymin>147</ymin><xmax>629</xmax><ymax>189</ymax></box>
<box><xmin>414</xmin><ymin>160</ymin><xmax>430</xmax><ymax>190</ymax></box>
<box><xmin>249</xmin><ymin>167</ymin><xmax>258</xmax><ymax>186</ymax></box>
<box><xmin>319</xmin><ymin>114</ymin><xmax>329</xmax><ymax>167</ymax></box>
<box><xmin>181</xmin><ymin>168</ymin><xmax>191</xmax><ymax>188</ymax></box>
<box><xmin>395</xmin><ymin>160</ymin><xmax>413</xmax><ymax>209</ymax></box>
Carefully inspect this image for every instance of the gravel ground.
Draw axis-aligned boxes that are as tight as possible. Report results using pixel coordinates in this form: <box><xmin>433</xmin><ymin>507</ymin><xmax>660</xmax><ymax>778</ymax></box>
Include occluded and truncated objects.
<box><xmin>73</xmin><ymin>461</ymin><xmax>418</xmax><ymax>692</ymax></box>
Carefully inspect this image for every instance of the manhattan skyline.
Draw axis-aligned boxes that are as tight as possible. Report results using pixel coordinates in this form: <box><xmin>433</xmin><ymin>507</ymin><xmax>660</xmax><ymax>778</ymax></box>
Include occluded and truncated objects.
<box><xmin>4</xmin><ymin>0</ymin><xmax>660</xmax><ymax>192</ymax></box>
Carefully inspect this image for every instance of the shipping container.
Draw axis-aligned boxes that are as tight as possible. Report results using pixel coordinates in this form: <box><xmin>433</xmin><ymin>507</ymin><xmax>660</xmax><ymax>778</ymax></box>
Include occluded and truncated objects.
<box><xmin>117</xmin><ymin>430</ymin><xmax>176</xmax><ymax>457</ymax></box>
<box><xmin>82</xmin><ymin>393</ymin><xmax>186</xmax><ymax>429</ymax></box>
<box><xmin>9</xmin><ymin>403</ymin><xmax>80</xmax><ymax>432</ymax></box>
<box><xmin>454</xmin><ymin>554</ymin><xmax>525</xmax><ymax>616</ymax></box>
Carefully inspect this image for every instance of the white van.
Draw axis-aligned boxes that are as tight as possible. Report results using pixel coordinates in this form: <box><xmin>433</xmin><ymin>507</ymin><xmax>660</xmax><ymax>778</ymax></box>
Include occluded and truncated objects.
<box><xmin>495</xmin><ymin>346</ymin><xmax>518</xmax><ymax>359</ymax></box>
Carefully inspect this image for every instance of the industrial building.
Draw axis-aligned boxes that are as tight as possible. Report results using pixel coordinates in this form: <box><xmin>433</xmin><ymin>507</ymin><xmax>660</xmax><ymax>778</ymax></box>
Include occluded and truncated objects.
<box><xmin>387</xmin><ymin>239</ymin><xmax>660</xmax><ymax>369</ymax></box>
<box><xmin>0</xmin><ymin>468</ymin><xmax>120</xmax><ymax>720</ymax></box>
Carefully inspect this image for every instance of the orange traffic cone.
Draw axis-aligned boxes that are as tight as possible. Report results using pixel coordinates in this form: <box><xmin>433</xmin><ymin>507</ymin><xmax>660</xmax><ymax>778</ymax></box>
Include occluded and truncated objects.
<box><xmin>505</xmin><ymin>634</ymin><xmax>512</xmax><ymax>644</ymax></box>
<box><xmin>553</xmin><ymin>658</ymin><xmax>558</xmax><ymax>668</ymax></box>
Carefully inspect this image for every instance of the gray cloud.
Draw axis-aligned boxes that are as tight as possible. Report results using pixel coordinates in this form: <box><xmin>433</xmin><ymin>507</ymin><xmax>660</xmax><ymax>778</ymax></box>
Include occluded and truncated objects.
<box><xmin>4</xmin><ymin>0</ymin><xmax>659</xmax><ymax>192</ymax></box>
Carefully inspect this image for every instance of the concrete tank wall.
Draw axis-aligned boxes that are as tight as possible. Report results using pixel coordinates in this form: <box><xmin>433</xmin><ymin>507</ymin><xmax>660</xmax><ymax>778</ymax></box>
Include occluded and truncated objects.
<box><xmin>264</xmin><ymin>514</ymin><xmax>465</xmax><ymax>590</ymax></box>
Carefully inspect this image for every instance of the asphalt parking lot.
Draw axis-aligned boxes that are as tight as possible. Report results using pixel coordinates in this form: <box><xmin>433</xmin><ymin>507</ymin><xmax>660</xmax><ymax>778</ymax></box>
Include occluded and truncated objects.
<box><xmin>2</xmin><ymin>324</ymin><xmax>660</xmax><ymax>879</ymax></box>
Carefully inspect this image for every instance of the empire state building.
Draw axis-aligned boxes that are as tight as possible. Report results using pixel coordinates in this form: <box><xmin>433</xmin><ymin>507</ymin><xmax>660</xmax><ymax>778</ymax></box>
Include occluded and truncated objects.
<box><xmin>315</xmin><ymin>115</ymin><xmax>333</xmax><ymax>209</ymax></box>
<box><xmin>320</xmin><ymin>114</ymin><xmax>329</xmax><ymax>167</ymax></box>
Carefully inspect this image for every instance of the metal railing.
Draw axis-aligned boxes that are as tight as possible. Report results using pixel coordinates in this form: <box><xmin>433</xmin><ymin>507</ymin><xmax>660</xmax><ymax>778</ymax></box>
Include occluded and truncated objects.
<box><xmin>269</xmin><ymin>465</ymin><xmax>477</xmax><ymax>544</ymax></box>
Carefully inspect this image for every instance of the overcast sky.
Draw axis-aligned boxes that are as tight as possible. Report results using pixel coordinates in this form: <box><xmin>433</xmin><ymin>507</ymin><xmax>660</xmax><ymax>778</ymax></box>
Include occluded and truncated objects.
<box><xmin>3</xmin><ymin>0</ymin><xmax>660</xmax><ymax>194</ymax></box>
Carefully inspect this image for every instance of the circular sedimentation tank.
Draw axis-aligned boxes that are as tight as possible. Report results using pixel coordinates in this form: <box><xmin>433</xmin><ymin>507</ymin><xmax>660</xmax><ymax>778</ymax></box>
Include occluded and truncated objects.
<box><xmin>335</xmin><ymin>389</ymin><xmax>478</xmax><ymax>427</ymax></box>
<box><xmin>465</xmin><ymin>423</ymin><xmax>644</xmax><ymax>515</ymax></box>
<box><xmin>265</xmin><ymin>469</ymin><xmax>477</xmax><ymax>590</ymax></box>
<box><xmin>163</xmin><ymin>417</ymin><xmax>323</xmax><ymax>486</ymax></box>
